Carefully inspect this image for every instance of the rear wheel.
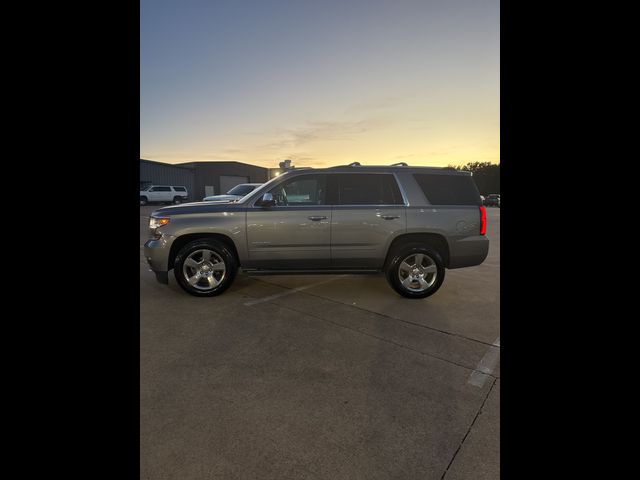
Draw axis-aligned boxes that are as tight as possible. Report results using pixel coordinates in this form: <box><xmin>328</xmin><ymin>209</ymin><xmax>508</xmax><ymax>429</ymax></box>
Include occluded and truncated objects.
<box><xmin>385</xmin><ymin>243</ymin><xmax>445</xmax><ymax>299</ymax></box>
<box><xmin>174</xmin><ymin>239</ymin><xmax>238</xmax><ymax>296</ymax></box>
<box><xmin>173</xmin><ymin>197</ymin><xmax>182</xmax><ymax>204</ymax></box>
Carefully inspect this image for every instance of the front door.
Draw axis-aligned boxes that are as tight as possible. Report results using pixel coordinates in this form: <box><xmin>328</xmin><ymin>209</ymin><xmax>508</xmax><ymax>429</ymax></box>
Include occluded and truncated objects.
<box><xmin>148</xmin><ymin>186</ymin><xmax>170</xmax><ymax>202</ymax></box>
<box><xmin>246</xmin><ymin>174</ymin><xmax>331</xmax><ymax>269</ymax></box>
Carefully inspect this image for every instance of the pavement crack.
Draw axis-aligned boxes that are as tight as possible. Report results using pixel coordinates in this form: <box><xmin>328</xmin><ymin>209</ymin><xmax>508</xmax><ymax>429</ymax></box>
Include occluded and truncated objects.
<box><xmin>241</xmin><ymin>287</ymin><xmax>498</xmax><ymax>378</ymax></box>
<box><xmin>246</xmin><ymin>276</ymin><xmax>499</xmax><ymax>348</ymax></box>
<box><xmin>440</xmin><ymin>377</ymin><xmax>497</xmax><ymax>480</ymax></box>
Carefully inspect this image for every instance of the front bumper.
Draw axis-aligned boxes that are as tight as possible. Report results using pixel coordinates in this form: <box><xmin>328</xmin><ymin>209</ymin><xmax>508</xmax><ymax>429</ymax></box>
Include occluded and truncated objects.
<box><xmin>143</xmin><ymin>235</ymin><xmax>174</xmax><ymax>283</ymax></box>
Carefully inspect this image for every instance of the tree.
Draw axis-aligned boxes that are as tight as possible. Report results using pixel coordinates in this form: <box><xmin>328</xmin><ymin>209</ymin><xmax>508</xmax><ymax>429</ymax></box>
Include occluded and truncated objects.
<box><xmin>447</xmin><ymin>162</ymin><xmax>500</xmax><ymax>195</ymax></box>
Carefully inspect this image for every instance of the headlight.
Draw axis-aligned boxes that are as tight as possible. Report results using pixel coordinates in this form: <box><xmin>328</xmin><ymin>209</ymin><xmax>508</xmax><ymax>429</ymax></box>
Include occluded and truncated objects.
<box><xmin>149</xmin><ymin>217</ymin><xmax>170</xmax><ymax>229</ymax></box>
<box><xmin>149</xmin><ymin>217</ymin><xmax>170</xmax><ymax>238</ymax></box>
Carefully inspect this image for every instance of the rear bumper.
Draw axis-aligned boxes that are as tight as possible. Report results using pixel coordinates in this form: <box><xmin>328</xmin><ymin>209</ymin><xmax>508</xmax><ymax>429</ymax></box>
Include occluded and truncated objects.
<box><xmin>448</xmin><ymin>235</ymin><xmax>489</xmax><ymax>269</ymax></box>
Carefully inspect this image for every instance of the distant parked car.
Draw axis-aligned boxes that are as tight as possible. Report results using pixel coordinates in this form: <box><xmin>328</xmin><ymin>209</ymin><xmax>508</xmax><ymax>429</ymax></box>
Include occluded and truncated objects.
<box><xmin>202</xmin><ymin>183</ymin><xmax>263</xmax><ymax>202</ymax></box>
<box><xmin>480</xmin><ymin>195</ymin><xmax>485</xmax><ymax>203</ymax></box>
<box><xmin>140</xmin><ymin>185</ymin><xmax>189</xmax><ymax>206</ymax></box>
<box><xmin>484</xmin><ymin>194</ymin><xmax>500</xmax><ymax>207</ymax></box>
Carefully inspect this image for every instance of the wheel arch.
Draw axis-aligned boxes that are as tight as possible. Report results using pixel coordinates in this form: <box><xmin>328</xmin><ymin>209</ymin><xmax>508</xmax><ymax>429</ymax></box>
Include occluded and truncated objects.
<box><xmin>384</xmin><ymin>232</ymin><xmax>450</xmax><ymax>269</ymax></box>
<box><xmin>169</xmin><ymin>233</ymin><xmax>240</xmax><ymax>270</ymax></box>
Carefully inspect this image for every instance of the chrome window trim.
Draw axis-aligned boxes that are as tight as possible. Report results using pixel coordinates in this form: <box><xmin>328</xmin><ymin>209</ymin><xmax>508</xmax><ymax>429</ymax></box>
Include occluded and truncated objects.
<box><xmin>250</xmin><ymin>170</ymin><xmax>409</xmax><ymax>208</ymax></box>
<box><xmin>331</xmin><ymin>205</ymin><xmax>405</xmax><ymax>208</ymax></box>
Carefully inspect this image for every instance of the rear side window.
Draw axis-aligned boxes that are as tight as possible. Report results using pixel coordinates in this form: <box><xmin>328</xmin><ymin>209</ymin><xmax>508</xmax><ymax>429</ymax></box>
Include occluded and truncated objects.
<box><xmin>335</xmin><ymin>174</ymin><xmax>404</xmax><ymax>205</ymax></box>
<box><xmin>172</xmin><ymin>186</ymin><xmax>186</xmax><ymax>192</ymax></box>
<box><xmin>150</xmin><ymin>186</ymin><xmax>172</xmax><ymax>192</ymax></box>
<box><xmin>413</xmin><ymin>174</ymin><xmax>481</xmax><ymax>206</ymax></box>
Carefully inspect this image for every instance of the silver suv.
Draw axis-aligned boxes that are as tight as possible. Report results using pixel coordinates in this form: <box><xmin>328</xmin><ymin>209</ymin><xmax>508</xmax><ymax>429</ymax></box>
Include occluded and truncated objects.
<box><xmin>143</xmin><ymin>164</ymin><xmax>489</xmax><ymax>298</ymax></box>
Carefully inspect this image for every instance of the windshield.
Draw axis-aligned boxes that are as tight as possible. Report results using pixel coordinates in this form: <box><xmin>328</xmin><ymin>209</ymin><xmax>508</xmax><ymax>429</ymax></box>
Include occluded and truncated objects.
<box><xmin>227</xmin><ymin>184</ymin><xmax>260</xmax><ymax>196</ymax></box>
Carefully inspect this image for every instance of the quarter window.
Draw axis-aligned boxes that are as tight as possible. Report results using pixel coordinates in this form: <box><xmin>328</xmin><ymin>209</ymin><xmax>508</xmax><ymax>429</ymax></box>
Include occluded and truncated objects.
<box><xmin>413</xmin><ymin>174</ymin><xmax>481</xmax><ymax>205</ymax></box>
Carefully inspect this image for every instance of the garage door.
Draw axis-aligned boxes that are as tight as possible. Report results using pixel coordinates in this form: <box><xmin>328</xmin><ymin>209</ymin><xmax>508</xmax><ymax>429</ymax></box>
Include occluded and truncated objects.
<box><xmin>220</xmin><ymin>175</ymin><xmax>249</xmax><ymax>194</ymax></box>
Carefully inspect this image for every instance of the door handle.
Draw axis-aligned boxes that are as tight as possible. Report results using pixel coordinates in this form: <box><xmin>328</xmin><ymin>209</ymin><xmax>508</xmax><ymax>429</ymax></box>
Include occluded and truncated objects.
<box><xmin>377</xmin><ymin>214</ymin><xmax>400</xmax><ymax>220</ymax></box>
<box><xmin>308</xmin><ymin>216</ymin><xmax>327</xmax><ymax>221</ymax></box>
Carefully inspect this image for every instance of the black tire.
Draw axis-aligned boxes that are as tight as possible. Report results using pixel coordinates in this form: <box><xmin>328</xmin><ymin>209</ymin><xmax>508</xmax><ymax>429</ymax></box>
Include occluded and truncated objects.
<box><xmin>385</xmin><ymin>243</ymin><xmax>445</xmax><ymax>299</ymax></box>
<box><xmin>173</xmin><ymin>197</ymin><xmax>182</xmax><ymax>204</ymax></box>
<box><xmin>173</xmin><ymin>239</ymin><xmax>238</xmax><ymax>297</ymax></box>
<box><xmin>140</xmin><ymin>196</ymin><xmax>148</xmax><ymax>206</ymax></box>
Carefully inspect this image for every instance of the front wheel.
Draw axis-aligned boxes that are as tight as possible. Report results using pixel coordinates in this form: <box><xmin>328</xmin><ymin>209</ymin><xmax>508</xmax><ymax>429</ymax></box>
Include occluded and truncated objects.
<box><xmin>174</xmin><ymin>239</ymin><xmax>238</xmax><ymax>296</ymax></box>
<box><xmin>385</xmin><ymin>244</ymin><xmax>445</xmax><ymax>299</ymax></box>
<box><xmin>140</xmin><ymin>196</ymin><xmax>148</xmax><ymax>206</ymax></box>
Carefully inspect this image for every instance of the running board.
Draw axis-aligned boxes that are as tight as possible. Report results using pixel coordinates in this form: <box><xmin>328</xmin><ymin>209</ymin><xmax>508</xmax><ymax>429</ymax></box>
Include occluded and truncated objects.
<box><xmin>240</xmin><ymin>268</ymin><xmax>381</xmax><ymax>276</ymax></box>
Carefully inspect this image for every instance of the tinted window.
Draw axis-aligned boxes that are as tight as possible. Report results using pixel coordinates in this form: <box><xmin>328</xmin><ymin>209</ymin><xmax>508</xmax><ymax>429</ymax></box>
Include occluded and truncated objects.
<box><xmin>413</xmin><ymin>174</ymin><xmax>481</xmax><ymax>205</ymax></box>
<box><xmin>335</xmin><ymin>174</ymin><xmax>403</xmax><ymax>205</ymax></box>
<box><xmin>269</xmin><ymin>175</ymin><xmax>327</xmax><ymax>206</ymax></box>
<box><xmin>151</xmin><ymin>186</ymin><xmax>171</xmax><ymax>192</ymax></box>
<box><xmin>172</xmin><ymin>186</ymin><xmax>186</xmax><ymax>192</ymax></box>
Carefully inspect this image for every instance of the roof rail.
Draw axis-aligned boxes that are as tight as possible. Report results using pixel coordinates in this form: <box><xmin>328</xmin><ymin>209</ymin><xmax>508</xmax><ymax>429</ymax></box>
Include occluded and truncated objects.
<box><xmin>347</xmin><ymin>162</ymin><xmax>361</xmax><ymax>167</ymax></box>
<box><xmin>390</xmin><ymin>162</ymin><xmax>408</xmax><ymax>166</ymax></box>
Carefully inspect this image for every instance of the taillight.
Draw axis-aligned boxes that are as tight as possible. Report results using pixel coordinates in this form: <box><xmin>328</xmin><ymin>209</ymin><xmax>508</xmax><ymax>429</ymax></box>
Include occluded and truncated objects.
<box><xmin>480</xmin><ymin>206</ymin><xmax>487</xmax><ymax>235</ymax></box>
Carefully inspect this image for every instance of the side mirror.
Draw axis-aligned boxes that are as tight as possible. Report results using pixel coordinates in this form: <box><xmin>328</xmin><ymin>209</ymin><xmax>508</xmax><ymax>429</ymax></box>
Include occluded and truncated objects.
<box><xmin>256</xmin><ymin>192</ymin><xmax>275</xmax><ymax>207</ymax></box>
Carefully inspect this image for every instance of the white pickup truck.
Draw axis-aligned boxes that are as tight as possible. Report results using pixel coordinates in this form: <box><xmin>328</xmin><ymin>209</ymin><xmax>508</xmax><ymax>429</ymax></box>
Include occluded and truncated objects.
<box><xmin>140</xmin><ymin>186</ymin><xmax>189</xmax><ymax>205</ymax></box>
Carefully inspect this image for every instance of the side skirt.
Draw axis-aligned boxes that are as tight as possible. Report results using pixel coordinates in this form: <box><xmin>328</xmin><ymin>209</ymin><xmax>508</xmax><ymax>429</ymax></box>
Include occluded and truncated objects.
<box><xmin>240</xmin><ymin>268</ymin><xmax>381</xmax><ymax>276</ymax></box>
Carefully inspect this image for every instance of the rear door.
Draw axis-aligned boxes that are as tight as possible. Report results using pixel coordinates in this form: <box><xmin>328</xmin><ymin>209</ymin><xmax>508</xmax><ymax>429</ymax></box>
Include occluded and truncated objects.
<box><xmin>246</xmin><ymin>174</ymin><xmax>331</xmax><ymax>269</ymax></box>
<box><xmin>330</xmin><ymin>173</ymin><xmax>406</xmax><ymax>269</ymax></box>
<box><xmin>172</xmin><ymin>186</ymin><xmax>188</xmax><ymax>199</ymax></box>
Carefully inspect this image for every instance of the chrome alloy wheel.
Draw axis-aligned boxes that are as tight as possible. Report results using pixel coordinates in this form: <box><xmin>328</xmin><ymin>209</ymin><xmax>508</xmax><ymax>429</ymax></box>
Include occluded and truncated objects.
<box><xmin>182</xmin><ymin>249</ymin><xmax>226</xmax><ymax>291</ymax></box>
<box><xmin>397</xmin><ymin>253</ymin><xmax>438</xmax><ymax>292</ymax></box>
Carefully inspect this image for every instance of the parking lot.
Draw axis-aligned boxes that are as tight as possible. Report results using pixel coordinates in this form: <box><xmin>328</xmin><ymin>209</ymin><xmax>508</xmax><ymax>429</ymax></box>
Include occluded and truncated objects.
<box><xmin>140</xmin><ymin>206</ymin><xmax>500</xmax><ymax>480</ymax></box>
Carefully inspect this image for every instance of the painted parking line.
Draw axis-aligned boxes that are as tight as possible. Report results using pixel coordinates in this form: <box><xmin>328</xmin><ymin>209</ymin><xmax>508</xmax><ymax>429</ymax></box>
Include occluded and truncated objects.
<box><xmin>467</xmin><ymin>337</ymin><xmax>500</xmax><ymax>387</ymax></box>
<box><xmin>243</xmin><ymin>275</ymin><xmax>348</xmax><ymax>307</ymax></box>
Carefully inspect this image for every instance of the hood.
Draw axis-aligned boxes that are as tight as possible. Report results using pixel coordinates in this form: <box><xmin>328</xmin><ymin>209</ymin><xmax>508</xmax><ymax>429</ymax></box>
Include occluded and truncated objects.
<box><xmin>202</xmin><ymin>194</ymin><xmax>240</xmax><ymax>202</ymax></box>
<box><xmin>151</xmin><ymin>201</ymin><xmax>245</xmax><ymax>216</ymax></box>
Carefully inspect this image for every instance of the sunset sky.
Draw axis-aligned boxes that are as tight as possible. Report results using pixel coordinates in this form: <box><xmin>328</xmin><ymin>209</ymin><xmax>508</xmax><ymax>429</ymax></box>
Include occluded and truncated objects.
<box><xmin>141</xmin><ymin>0</ymin><xmax>499</xmax><ymax>168</ymax></box>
